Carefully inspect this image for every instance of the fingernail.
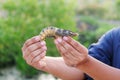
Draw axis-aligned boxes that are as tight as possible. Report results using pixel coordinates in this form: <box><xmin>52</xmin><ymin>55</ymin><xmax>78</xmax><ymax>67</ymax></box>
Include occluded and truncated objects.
<box><xmin>41</xmin><ymin>41</ymin><xmax>46</xmax><ymax>45</ymax></box>
<box><xmin>57</xmin><ymin>38</ymin><xmax>62</xmax><ymax>43</ymax></box>
<box><xmin>35</xmin><ymin>36</ymin><xmax>40</xmax><ymax>41</ymax></box>
<box><xmin>63</xmin><ymin>36</ymin><xmax>68</xmax><ymax>41</ymax></box>
<box><xmin>42</xmin><ymin>46</ymin><xmax>47</xmax><ymax>50</ymax></box>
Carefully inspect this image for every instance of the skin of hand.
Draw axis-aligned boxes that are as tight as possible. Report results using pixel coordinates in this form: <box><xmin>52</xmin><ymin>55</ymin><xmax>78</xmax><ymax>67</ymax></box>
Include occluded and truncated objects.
<box><xmin>22</xmin><ymin>36</ymin><xmax>85</xmax><ymax>80</ymax></box>
<box><xmin>54</xmin><ymin>36</ymin><xmax>120</xmax><ymax>80</ymax></box>
<box><xmin>54</xmin><ymin>36</ymin><xmax>89</xmax><ymax>67</ymax></box>
<box><xmin>22</xmin><ymin>35</ymin><xmax>120</xmax><ymax>80</ymax></box>
<box><xmin>22</xmin><ymin>36</ymin><xmax>47</xmax><ymax>70</ymax></box>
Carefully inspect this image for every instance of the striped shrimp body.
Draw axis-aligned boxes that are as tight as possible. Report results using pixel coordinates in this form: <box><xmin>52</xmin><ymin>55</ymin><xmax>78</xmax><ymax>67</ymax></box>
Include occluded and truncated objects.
<box><xmin>39</xmin><ymin>26</ymin><xmax>78</xmax><ymax>40</ymax></box>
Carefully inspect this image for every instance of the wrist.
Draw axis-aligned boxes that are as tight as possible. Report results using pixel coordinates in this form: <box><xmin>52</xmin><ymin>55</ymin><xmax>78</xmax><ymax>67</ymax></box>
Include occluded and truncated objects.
<box><xmin>39</xmin><ymin>56</ymin><xmax>51</xmax><ymax>71</ymax></box>
<box><xmin>40</xmin><ymin>57</ymin><xmax>63</xmax><ymax>72</ymax></box>
<box><xmin>76</xmin><ymin>55</ymin><xmax>91</xmax><ymax>68</ymax></box>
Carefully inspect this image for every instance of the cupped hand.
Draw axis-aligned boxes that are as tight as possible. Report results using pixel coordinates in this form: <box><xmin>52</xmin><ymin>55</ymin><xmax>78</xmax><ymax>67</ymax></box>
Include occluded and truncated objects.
<box><xmin>22</xmin><ymin>36</ymin><xmax>47</xmax><ymax>70</ymax></box>
<box><xmin>54</xmin><ymin>36</ymin><xmax>88</xmax><ymax>67</ymax></box>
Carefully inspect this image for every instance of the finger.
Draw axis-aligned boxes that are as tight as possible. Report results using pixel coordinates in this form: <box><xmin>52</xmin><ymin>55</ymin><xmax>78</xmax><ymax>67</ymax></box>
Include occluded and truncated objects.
<box><xmin>63</xmin><ymin>36</ymin><xmax>87</xmax><ymax>53</ymax></box>
<box><xmin>55</xmin><ymin>38</ymin><xmax>80</xmax><ymax>67</ymax></box>
<box><xmin>60</xmin><ymin>40</ymin><xmax>80</xmax><ymax>59</ymax></box>
<box><xmin>56</xmin><ymin>42</ymin><xmax>67</xmax><ymax>56</ymax></box>
<box><xmin>55</xmin><ymin>38</ymin><xmax>79</xmax><ymax>64</ymax></box>
<box><xmin>63</xmin><ymin>37</ymin><xmax>88</xmax><ymax>63</ymax></box>
<box><xmin>22</xmin><ymin>36</ymin><xmax>41</xmax><ymax>51</ymax></box>
<box><xmin>23</xmin><ymin>41</ymin><xmax>46</xmax><ymax>58</ymax></box>
<box><xmin>54</xmin><ymin>38</ymin><xmax>68</xmax><ymax>55</ymax></box>
<box><xmin>31</xmin><ymin>51</ymin><xmax>46</xmax><ymax>65</ymax></box>
<box><xmin>55</xmin><ymin>37</ymin><xmax>88</xmax><ymax>66</ymax></box>
<box><xmin>58</xmin><ymin>39</ymin><xmax>86</xmax><ymax>66</ymax></box>
<box><xmin>33</xmin><ymin>58</ymin><xmax>46</xmax><ymax>70</ymax></box>
<box><xmin>54</xmin><ymin>39</ymin><xmax>61</xmax><ymax>53</ymax></box>
<box><xmin>26</xmin><ymin>46</ymin><xmax>47</xmax><ymax>64</ymax></box>
<box><xmin>55</xmin><ymin>38</ymin><xmax>78</xmax><ymax>58</ymax></box>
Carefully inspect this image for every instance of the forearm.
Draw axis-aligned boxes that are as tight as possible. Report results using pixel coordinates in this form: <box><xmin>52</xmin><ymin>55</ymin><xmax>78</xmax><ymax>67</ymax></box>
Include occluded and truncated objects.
<box><xmin>42</xmin><ymin>56</ymin><xmax>84</xmax><ymax>80</ymax></box>
<box><xmin>78</xmin><ymin>55</ymin><xmax>120</xmax><ymax>80</ymax></box>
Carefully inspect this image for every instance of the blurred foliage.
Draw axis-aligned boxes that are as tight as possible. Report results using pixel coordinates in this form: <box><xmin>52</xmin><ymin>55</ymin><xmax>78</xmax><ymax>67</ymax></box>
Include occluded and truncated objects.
<box><xmin>78</xmin><ymin>16</ymin><xmax>115</xmax><ymax>47</ymax></box>
<box><xmin>77</xmin><ymin>0</ymin><xmax>120</xmax><ymax>20</ymax></box>
<box><xmin>77</xmin><ymin>4</ymin><xmax>107</xmax><ymax>18</ymax></box>
<box><xmin>115</xmin><ymin>0</ymin><xmax>120</xmax><ymax>19</ymax></box>
<box><xmin>0</xmin><ymin>0</ymin><xmax>76</xmax><ymax>77</ymax></box>
<box><xmin>104</xmin><ymin>0</ymin><xmax>120</xmax><ymax>20</ymax></box>
<box><xmin>78</xmin><ymin>16</ymin><xmax>99</xmax><ymax>28</ymax></box>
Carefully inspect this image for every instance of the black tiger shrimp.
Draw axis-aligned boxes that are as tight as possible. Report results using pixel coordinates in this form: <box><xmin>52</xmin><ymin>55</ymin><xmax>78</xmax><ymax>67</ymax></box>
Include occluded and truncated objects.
<box><xmin>39</xmin><ymin>26</ymin><xmax>78</xmax><ymax>40</ymax></box>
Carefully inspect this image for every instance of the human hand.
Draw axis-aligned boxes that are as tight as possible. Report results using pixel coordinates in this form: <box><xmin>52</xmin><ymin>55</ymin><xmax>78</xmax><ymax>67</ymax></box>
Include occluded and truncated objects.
<box><xmin>22</xmin><ymin>36</ymin><xmax>47</xmax><ymax>70</ymax></box>
<box><xmin>54</xmin><ymin>36</ymin><xmax>88</xmax><ymax>67</ymax></box>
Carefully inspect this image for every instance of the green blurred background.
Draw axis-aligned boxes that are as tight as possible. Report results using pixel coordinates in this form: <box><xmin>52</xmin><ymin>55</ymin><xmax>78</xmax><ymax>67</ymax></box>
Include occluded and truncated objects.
<box><xmin>0</xmin><ymin>0</ymin><xmax>120</xmax><ymax>78</ymax></box>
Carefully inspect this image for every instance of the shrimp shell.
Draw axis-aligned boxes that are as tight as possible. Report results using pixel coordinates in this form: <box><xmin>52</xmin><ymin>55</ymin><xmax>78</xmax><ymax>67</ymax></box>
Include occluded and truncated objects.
<box><xmin>39</xmin><ymin>26</ymin><xmax>78</xmax><ymax>40</ymax></box>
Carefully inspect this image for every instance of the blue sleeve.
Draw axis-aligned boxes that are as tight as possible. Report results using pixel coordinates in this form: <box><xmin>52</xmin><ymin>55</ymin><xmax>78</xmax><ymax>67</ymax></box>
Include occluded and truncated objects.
<box><xmin>84</xmin><ymin>28</ymin><xmax>116</xmax><ymax>80</ymax></box>
<box><xmin>88</xmin><ymin>29</ymin><xmax>114</xmax><ymax>65</ymax></box>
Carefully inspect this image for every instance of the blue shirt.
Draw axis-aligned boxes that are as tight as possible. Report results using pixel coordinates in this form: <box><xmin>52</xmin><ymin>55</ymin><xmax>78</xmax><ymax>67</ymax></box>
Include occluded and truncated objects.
<box><xmin>85</xmin><ymin>27</ymin><xmax>120</xmax><ymax>80</ymax></box>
